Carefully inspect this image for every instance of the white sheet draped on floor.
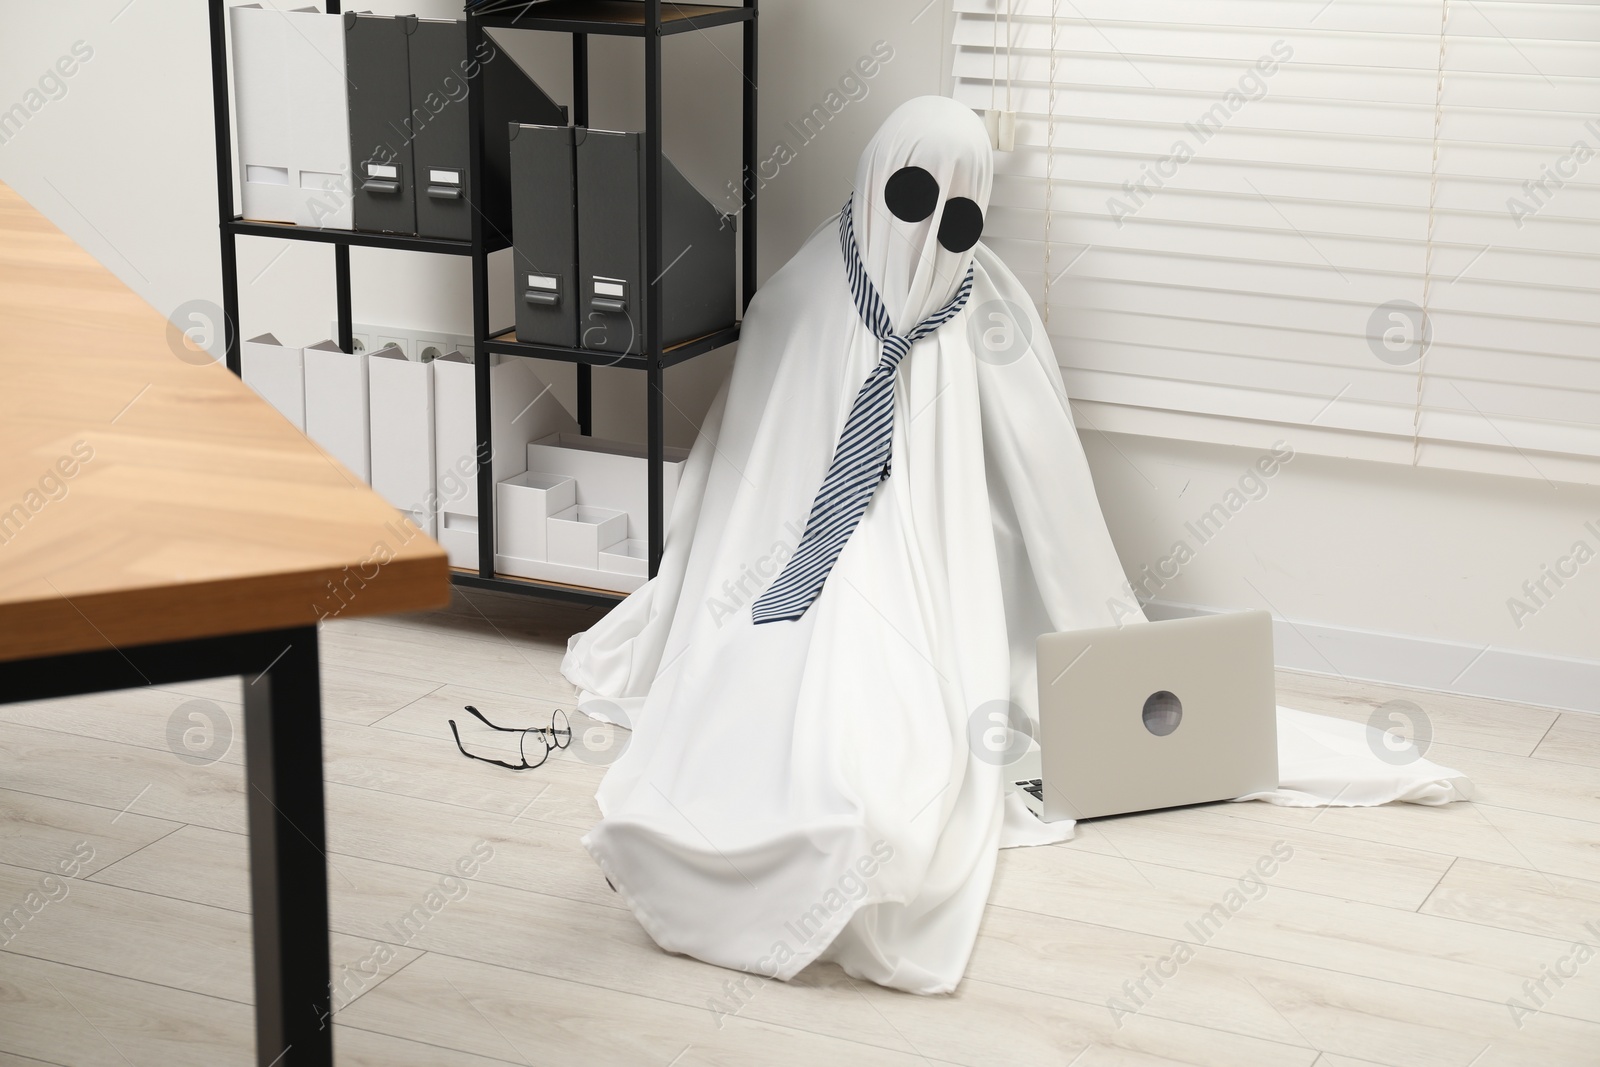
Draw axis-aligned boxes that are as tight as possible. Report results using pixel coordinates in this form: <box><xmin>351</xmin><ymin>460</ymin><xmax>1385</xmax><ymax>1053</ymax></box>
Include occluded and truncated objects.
<box><xmin>561</xmin><ymin>97</ymin><xmax>1471</xmax><ymax>995</ymax></box>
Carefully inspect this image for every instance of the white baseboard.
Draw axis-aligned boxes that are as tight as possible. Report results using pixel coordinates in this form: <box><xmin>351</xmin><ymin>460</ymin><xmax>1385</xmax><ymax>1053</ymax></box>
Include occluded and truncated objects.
<box><xmin>1143</xmin><ymin>599</ymin><xmax>1600</xmax><ymax>716</ymax></box>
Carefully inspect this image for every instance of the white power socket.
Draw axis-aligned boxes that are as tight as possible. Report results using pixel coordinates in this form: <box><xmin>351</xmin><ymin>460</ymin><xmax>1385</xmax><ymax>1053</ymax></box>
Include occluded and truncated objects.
<box><xmin>329</xmin><ymin>322</ymin><xmax>476</xmax><ymax>361</ymax></box>
<box><xmin>374</xmin><ymin>330</ymin><xmax>411</xmax><ymax>360</ymax></box>
<box><xmin>414</xmin><ymin>332</ymin><xmax>454</xmax><ymax>363</ymax></box>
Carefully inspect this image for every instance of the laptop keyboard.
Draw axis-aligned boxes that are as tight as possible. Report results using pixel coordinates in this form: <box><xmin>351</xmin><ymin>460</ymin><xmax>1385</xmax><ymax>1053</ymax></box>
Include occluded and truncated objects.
<box><xmin>1016</xmin><ymin>778</ymin><xmax>1043</xmax><ymax>803</ymax></box>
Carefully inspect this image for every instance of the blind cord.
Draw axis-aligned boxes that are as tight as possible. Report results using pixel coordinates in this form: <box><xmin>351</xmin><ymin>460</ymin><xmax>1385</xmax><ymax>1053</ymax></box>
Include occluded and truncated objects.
<box><xmin>1413</xmin><ymin>0</ymin><xmax>1450</xmax><ymax>466</ymax></box>
<box><xmin>1005</xmin><ymin>0</ymin><xmax>1014</xmax><ymax>113</ymax></box>
<box><xmin>990</xmin><ymin>1</ymin><xmax>998</xmax><ymax>113</ymax></box>
<box><xmin>1042</xmin><ymin>0</ymin><xmax>1060</xmax><ymax>325</ymax></box>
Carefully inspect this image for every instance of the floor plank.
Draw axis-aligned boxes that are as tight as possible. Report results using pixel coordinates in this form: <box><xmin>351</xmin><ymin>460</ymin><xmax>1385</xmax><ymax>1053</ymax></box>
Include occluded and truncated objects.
<box><xmin>969</xmin><ymin>904</ymin><xmax>1600</xmax><ymax>1067</ymax></box>
<box><xmin>1272</xmin><ymin>670</ymin><xmax>1559</xmax><ymax>757</ymax></box>
<box><xmin>1416</xmin><ymin>741</ymin><xmax>1600</xmax><ymax>824</ymax></box>
<box><xmin>1534</xmin><ymin>712</ymin><xmax>1600</xmax><ymax>770</ymax></box>
<box><xmin>337</xmin><ymin>951</ymin><xmax>945</xmax><ymax>1067</ymax></box>
<box><xmin>0</xmin><ymin>787</ymin><xmax>179</xmax><ymax>880</ymax></box>
<box><xmin>0</xmin><ymin>953</ymin><xmax>254</xmax><ymax>1067</ymax></box>
<box><xmin>334</xmin><ymin>1025</ymin><xmax>517</xmax><ymax>1067</ymax></box>
<box><xmin>0</xmin><ymin>721</ymin><xmax>249</xmax><ymax>833</ymax></box>
<box><xmin>991</xmin><ymin>839</ymin><xmax>1600</xmax><ymax>1021</ymax></box>
<box><xmin>1058</xmin><ymin>805</ymin><xmax>1455</xmax><ymax>911</ymax></box>
<box><xmin>1220</xmin><ymin>790</ymin><xmax>1600</xmax><ymax>884</ymax></box>
<box><xmin>0</xmin><ymin>952</ymin><xmax>502</xmax><ymax>1067</ymax></box>
<box><xmin>0</xmin><ymin>861</ymin><xmax>418</xmax><ymax>1008</ymax></box>
<box><xmin>0</xmin><ymin>687</ymin><xmax>247</xmax><ymax>768</ymax></box>
<box><xmin>318</xmin><ymin>615</ymin><xmax>574</xmax><ymax>701</ymax></box>
<box><xmin>154</xmin><ymin>662</ymin><xmax>443</xmax><ymax>727</ymax></box>
<box><xmin>1420</xmin><ymin>856</ymin><xmax>1600</xmax><ymax>944</ymax></box>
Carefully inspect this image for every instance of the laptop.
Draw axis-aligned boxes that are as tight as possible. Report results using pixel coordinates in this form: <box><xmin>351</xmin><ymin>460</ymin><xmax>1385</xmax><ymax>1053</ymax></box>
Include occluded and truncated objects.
<box><xmin>1016</xmin><ymin>611</ymin><xmax>1279</xmax><ymax>822</ymax></box>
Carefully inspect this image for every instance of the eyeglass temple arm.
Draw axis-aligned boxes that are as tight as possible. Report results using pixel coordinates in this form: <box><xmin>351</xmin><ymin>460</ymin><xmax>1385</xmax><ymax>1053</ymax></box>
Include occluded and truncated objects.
<box><xmin>461</xmin><ymin>704</ymin><xmax>524</xmax><ymax>733</ymax></box>
<box><xmin>448</xmin><ymin>717</ymin><xmax>531</xmax><ymax>772</ymax></box>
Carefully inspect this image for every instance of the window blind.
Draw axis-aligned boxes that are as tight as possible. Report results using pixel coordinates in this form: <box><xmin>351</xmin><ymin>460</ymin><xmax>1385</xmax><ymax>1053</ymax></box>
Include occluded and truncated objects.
<box><xmin>952</xmin><ymin>0</ymin><xmax>1600</xmax><ymax>485</ymax></box>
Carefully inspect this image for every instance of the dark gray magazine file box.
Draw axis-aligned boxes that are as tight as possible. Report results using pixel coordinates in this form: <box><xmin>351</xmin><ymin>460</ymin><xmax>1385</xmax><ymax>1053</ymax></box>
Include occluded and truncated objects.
<box><xmin>478</xmin><ymin>35</ymin><xmax>566</xmax><ymax>245</ymax></box>
<box><xmin>346</xmin><ymin>13</ymin><xmax>415</xmax><ymax>235</ymax></box>
<box><xmin>409</xmin><ymin>20</ymin><xmax>567</xmax><ymax>242</ymax></box>
<box><xmin>509</xmin><ymin>124</ymin><xmax>578</xmax><ymax>347</ymax></box>
<box><xmin>350</xmin><ymin>15</ymin><xmax>565</xmax><ymax>239</ymax></box>
<box><xmin>574</xmin><ymin>129</ymin><xmax>736</xmax><ymax>356</ymax></box>
<box><xmin>406</xmin><ymin>18</ymin><xmax>472</xmax><ymax>240</ymax></box>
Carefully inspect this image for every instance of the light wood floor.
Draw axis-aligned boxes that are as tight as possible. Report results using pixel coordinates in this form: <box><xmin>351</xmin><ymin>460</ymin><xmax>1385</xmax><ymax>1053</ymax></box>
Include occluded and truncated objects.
<box><xmin>2</xmin><ymin>590</ymin><xmax>1598</xmax><ymax>1066</ymax></box>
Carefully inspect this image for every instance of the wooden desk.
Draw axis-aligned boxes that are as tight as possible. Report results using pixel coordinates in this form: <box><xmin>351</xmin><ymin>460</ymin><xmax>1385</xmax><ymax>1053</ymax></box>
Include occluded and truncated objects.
<box><xmin>0</xmin><ymin>182</ymin><xmax>450</xmax><ymax>1065</ymax></box>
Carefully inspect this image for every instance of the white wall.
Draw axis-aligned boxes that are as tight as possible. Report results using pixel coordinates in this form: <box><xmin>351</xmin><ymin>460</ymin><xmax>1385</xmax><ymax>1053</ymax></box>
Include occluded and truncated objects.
<box><xmin>1087</xmin><ymin>434</ymin><xmax>1600</xmax><ymax>678</ymax></box>
<box><xmin>1</xmin><ymin>0</ymin><xmax>1594</xmax><ymax>706</ymax></box>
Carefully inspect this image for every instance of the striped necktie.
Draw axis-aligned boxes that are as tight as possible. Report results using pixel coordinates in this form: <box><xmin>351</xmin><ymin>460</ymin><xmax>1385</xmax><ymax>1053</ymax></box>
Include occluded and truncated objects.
<box><xmin>751</xmin><ymin>197</ymin><xmax>975</xmax><ymax>625</ymax></box>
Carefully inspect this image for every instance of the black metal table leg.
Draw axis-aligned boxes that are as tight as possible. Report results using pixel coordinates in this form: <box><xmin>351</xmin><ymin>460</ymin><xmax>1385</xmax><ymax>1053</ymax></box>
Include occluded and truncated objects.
<box><xmin>241</xmin><ymin>627</ymin><xmax>333</xmax><ymax>1066</ymax></box>
<box><xmin>0</xmin><ymin>626</ymin><xmax>336</xmax><ymax>1065</ymax></box>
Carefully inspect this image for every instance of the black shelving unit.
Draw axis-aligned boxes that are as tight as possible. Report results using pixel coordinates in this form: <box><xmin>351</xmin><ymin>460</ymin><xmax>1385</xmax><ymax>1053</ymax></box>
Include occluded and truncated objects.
<box><xmin>207</xmin><ymin>0</ymin><xmax>757</xmax><ymax>608</ymax></box>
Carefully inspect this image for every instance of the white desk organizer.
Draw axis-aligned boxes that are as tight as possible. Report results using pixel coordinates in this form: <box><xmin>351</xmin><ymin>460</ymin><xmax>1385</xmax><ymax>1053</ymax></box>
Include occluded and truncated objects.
<box><xmin>494</xmin><ymin>433</ymin><xmax>688</xmax><ymax>593</ymax></box>
<box><xmin>599</xmin><ymin>539</ymin><xmax>648</xmax><ymax>578</ymax></box>
<box><xmin>547</xmin><ymin>505</ymin><xmax>628</xmax><ymax>569</ymax></box>
<box><xmin>496</xmin><ymin>471</ymin><xmax>575</xmax><ymax>563</ymax></box>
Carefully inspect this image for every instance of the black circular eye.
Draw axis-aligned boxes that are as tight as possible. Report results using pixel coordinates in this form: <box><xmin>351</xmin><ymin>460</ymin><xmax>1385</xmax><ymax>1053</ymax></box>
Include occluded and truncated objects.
<box><xmin>884</xmin><ymin>166</ymin><xmax>939</xmax><ymax>223</ymax></box>
<box><xmin>938</xmin><ymin>197</ymin><xmax>983</xmax><ymax>253</ymax></box>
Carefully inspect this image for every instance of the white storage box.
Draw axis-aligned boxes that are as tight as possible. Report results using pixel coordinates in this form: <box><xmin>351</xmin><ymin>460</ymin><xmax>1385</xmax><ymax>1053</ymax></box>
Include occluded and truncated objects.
<box><xmin>546</xmin><ymin>505</ymin><xmax>627</xmax><ymax>570</ymax></box>
<box><xmin>240</xmin><ymin>333</ymin><xmax>305</xmax><ymax>430</ymax></box>
<box><xmin>231</xmin><ymin>5</ymin><xmax>353</xmax><ymax>229</ymax></box>
<box><xmin>495</xmin><ymin>471</ymin><xmax>575</xmax><ymax>563</ymax></box>
<box><xmin>437</xmin><ymin>511</ymin><xmax>478</xmax><ymax>564</ymax></box>
<box><xmin>302</xmin><ymin>339</ymin><xmax>369</xmax><ymax>481</ymax></box>
<box><xmin>367</xmin><ymin>347</ymin><xmax>435</xmax><ymax>536</ymax></box>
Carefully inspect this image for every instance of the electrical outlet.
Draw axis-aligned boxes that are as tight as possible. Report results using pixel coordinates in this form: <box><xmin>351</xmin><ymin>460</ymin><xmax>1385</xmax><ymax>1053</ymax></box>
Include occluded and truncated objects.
<box><xmin>328</xmin><ymin>322</ymin><xmax>473</xmax><ymax>361</ymax></box>
<box><xmin>329</xmin><ymin>320</ymin><xmax>382</xmax><ymax>357</ymax></box>
<box><xmin>414</xmin><ymin>331</ymin><xmax>455</xmax><ymax>363</ymax></box>
<box><xmin>374</xmin><ymin>332</ymin><xmax>411</xmax><ymax>360</ymax></box>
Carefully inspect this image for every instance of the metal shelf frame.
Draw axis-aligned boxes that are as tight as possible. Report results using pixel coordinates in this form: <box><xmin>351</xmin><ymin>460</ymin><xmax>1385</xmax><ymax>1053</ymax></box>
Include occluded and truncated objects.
<box><xmin>474</xmin><ymin>1</ymin><xmax>754</xmax><ymax>37</ymax></box>
<box><xmin>207</xmin><ymin>0</ymin><xmax>757</xmax><ymax>607</ymax></box>
<box><xmin>484</xmin><ymin>322</ymin><xmax>742</xmax><ymax>370</ymax></box>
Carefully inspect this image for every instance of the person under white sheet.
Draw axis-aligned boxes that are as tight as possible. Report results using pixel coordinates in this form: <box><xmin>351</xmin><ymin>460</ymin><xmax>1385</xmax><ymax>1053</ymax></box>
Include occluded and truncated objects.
<box><xmin>560</xmin><ymin>95</ymin><xmax>1471</xmax><ymax>995</ymax></box>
